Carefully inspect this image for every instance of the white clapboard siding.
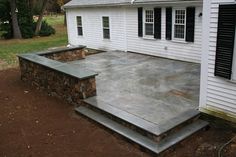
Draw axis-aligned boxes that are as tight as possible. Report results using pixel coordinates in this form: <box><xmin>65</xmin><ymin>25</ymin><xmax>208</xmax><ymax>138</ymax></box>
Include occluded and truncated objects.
<box><xmin>66</xmin><ymin>3</ymin><xmax>203</xmax><ymax>63</ymax></box>
<box><xmin>66</xmin><ymin>7</ymin><xmax>127</xmax><ymax>51</ymax></box>
<box><xmin>200</xmin><ymin>0</ymin><xmax>236</xmax><ymax>119</ymax></box>
<box><xmin>126</xmin><ymin>6</ymin><xmax>203</xmax><ymax>63</ymax></box>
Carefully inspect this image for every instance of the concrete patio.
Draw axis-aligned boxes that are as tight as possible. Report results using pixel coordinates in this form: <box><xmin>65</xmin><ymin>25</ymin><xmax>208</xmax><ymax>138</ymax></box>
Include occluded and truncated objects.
<box><xmin>17</xmin><ymin>47</ymin><xmax>208</xmax><ymax>155</ymax></box>
<box><xmin>69</xmin><ymin>51</ymin><xmax>200</xmax><ymax>125</ymax></box>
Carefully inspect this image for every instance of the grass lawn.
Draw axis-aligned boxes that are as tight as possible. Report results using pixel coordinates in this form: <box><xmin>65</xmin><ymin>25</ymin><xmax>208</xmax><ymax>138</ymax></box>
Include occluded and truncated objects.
<box><xmin>0</xmin><ymin>15</ymin><xmax>68</xmax><ymax>69</ymax></box>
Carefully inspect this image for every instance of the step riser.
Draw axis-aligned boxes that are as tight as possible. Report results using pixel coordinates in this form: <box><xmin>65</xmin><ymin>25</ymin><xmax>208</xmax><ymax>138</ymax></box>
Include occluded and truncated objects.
<box><xmin>75</xmin><ymin>106</ymin><xmax>209</xmax><ymax>155</ymax></box>
<box><xmin>82</xmin><ymin>101</ymin><xmax>158</xmax><ymax>141</ymax></box>
<box><xmin>75</xmin><ymin>110</ymin><xmax>157</xmax><ymax>155</ymax></box>
<box><xmin>82</xmin><ymin>101</ymin><xmax>200</xmax><ymax>143</ymax></box>
<box><xmin>75</xmin><ymin>107</ymin><xmax>157</xmax><ymax>156</ymax></box>
<box><xmin>161</xmin><ymin>115</ymin><xmax>200</xmax><ymax>140</ymax></box>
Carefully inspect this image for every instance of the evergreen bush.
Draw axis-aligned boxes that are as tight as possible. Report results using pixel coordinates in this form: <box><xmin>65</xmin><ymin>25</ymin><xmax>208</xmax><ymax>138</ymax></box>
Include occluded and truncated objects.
<box><xmin>33</xmin><ymin>20</ymin><xmax>55</xmax><ymax>37</ymax></box>
<box><xmin>17</xmin><ymin>0</ymin><xmax>34</xmax><ymax>38</ymax></box>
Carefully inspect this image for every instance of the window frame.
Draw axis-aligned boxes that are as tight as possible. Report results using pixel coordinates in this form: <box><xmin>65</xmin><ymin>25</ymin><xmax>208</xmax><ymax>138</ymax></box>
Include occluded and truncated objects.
<box><xmin>172</xmin><ymin>8</ymin><xmax>186</xmax><ymax>41</ymax></box>
<box><xmin>232</xmin><ymin>26</ymin><xmax>236</xmax><ymax>81</ymax></box>
<box><xmin>102</xmin><ymin>16</ymin><xmax>110</xmax><ymax>39</ymax></box>
<box><xmin>76</xmin><ymin>16</ymin><xmax>83</xmax><ymax>36</ymax></box>
<box><xmin>143</xmin><ymin>8</ymin><xmax>154</xmax><ymax>37</ymax></box>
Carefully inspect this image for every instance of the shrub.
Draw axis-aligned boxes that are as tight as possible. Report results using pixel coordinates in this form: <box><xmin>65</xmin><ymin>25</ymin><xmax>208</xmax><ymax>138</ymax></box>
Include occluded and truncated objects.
<box><xmin>0</xmin><ymin>0</ymin><xmax>12</xmax><ymax>39</ymax></box>
<box><xmin>17</xmin><ymin>1</ymin><xmax>34</xmax><ymax>39</ymax></box>
<box><xmin>33</xmin><ymin>20</ymin><xmax>55</xmax><ymax>37</ymax></box>
<box><xmin>0</xmin><ymin>22</ymin><xmax>12</xmax><ymax>39</ymax></box>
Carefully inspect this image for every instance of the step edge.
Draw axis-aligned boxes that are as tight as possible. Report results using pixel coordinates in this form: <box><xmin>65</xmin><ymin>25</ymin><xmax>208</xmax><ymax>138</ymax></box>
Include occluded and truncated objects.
<box><xmin>83</xmin><ymin>97</ymin><xmax>160</xmax><ymax>135</ymax></box>
<box><xmin>157</xmin><ymin>119</ymin><xmax>209</xmax><ymax>153</ymax></box>
<box><xmin>75</xmin><ymin>106</ymin><xmax>209</xmax><ymax>154</ymax></box>
<box><xmin>159</xmin><ymin>109</ymin><xmax>200</xmax><ymax>134</ymax></box>
<box><xmin>75</xmin><ymin>106</ymin><xmax>158</xmax><ymax>153</ymax></box>
<box><xmin>84</xmin><ymin>96</ymin><xmax>200</xmax><ymax>136</ymax></box>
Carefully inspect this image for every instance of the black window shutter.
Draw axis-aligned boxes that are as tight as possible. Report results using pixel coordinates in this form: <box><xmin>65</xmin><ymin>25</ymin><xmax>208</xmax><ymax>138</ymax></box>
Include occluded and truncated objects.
<box><xmin>215</xmin><ymin>4</ymin><xmax>236</xmax><ymax>79</ymax></box>
<box><xmin>138</xmin><ymin>7</ymin><xmax>143</xmax><ymax>37</ymax></box>
<box><xmin>166</xmin><ymin>7</ymin><xmax>172</xmax><ymax>40</ymax></box>
<box><xmin>154</xmin><ymin>8</ymin><xmax>162</xmax><ymax>39</ymax></box>
<box><xmin>186</xmin><ymin>7</ymin><xmax>195</xmax><ymax>42</ymax></box>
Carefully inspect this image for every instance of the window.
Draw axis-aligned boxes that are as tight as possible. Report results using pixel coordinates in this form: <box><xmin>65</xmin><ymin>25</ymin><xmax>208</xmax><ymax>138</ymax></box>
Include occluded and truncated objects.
<box><xmin>76</xmin><ymin>16</ymin><xmax>83</xmax><ymax>36</ymax></box>
<box><xmin>144</xmin><ymin>10</ymin><xmax>154</xmax><ymax>36</ymax></box>
<box><xmin>232</xmin><ymin>26</ymin><xmax>236</xmax><ymax>81</ymax></box>
<box><xmin>173</xmin><ymin>9</ymin><xmax>186</xmax><ymax>39</ymax></box>
<box><xmin>102</xmin><ymin>17</ymin><xmax>110</xmax><ymax>39</ymax></box>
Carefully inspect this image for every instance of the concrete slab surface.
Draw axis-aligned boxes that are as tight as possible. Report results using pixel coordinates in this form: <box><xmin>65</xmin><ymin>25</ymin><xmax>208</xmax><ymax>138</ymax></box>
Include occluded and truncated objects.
<box><xmin>69</xmin><ymin>51</ymin><xmax>200</xmax><ymax>125</ymax></box>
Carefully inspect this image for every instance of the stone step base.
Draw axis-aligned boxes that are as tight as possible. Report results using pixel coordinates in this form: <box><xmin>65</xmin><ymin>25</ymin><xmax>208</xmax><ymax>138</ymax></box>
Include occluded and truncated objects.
<box><xmin>75</xmin><ymin>106</ymin><xmax>209</xmax><ymax>154</ymax></box>
<box><xmin>83</xmin><ymin>96</ymin><xmax>200</xmax><ymax>142</ymax></box>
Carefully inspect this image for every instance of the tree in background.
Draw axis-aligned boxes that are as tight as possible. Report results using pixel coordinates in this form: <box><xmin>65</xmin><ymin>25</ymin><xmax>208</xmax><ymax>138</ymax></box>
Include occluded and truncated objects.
<box><xmin>46</xmin><ymin>0</ymin><xmax>70</xmax><ymax>14</ymax></box>
<box><xmin>17</xmin><ymin>0</ymin><xmax>34</xmax><ymax>38</ymax></box>
<box><xmin>0</xmin><ymin>0</ymin><xmax>70</xmax><ymax>39</ymax></box>
<box><xmin>8</xmin><ymin>0</ymin><xmax>22</xmax><ymax>39</ymax></box>
<box><xmin>0</xmin><ymin>0</ymin><xmax>12</xmax><ymax>39</ymax></box>
<box><xmin>0</xmin><ymin>0</ymin><xmax>56</xmax><ymax>39</ymax></box>
<box><xmin>34</xmin><ymin>0</ymin><xmax>48</xmax><ymax>35</ymax></box>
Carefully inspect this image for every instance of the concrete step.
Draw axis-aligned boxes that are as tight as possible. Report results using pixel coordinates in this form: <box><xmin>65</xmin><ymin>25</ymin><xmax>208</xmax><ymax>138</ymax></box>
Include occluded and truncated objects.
<box><xmin>75</xmin><ymin>106</ymin><xmax>208</xmax><ymax>154</ymax></box>
<box><xmin>83</xmin><ymin>96</ymin><xmax>200</xmax><ymax>142</ymax></box>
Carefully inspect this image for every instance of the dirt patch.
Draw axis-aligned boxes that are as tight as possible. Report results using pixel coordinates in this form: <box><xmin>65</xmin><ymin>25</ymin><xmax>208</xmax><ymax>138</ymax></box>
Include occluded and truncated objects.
<box><xmin>0</xmin><ymin>68</ymin><xmax>235</xmax><ymax>157</ymax></box>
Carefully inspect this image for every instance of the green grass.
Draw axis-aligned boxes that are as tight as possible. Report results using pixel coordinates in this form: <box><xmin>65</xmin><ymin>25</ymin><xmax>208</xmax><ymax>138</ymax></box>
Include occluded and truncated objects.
<box><xmin>0</xmin><ymin>15</ymin><xmax>68</xmax><ymax>67</ymax></box>
<box><xmin>44</xmin><ymin>15</ymin><xmax>65</xmax><ymax>25</ymax></box>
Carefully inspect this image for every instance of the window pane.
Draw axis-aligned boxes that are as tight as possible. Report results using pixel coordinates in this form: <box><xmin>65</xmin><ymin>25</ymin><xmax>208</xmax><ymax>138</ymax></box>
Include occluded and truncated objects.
<box><xmin>145</xmin><ymin>23</ymin><xmax>153</xmax><ymax>35</ymax></box>
<box><xmin>78</xmin><ymin>27</ymin><xmax>83</xmax><ymax>36</ymax></box>
<box><xmin>174</xmin><ymin>25</ymin><xmax>185</xmax><ymax>39</ymax></box>
<box><xmin>145</xmin><ymin>10</ymin><xmax>154</xmax><ymax>23</ymax></box>
<box><xmin>103</xmin><ymin>29</ymin><xmax>110</xmax><ymax>39</ymax></box>
<box><xmin>175</xmin><ymin>10</ymin><xmax>185</xmax><ymax>24</ymax></box>
<box><xmin>77</xmin><ymin>16</ymin><xmax>83</xmax><ymax>36</ymax></box>
<box><xmin>77</xmin><ymin>16</ymin><xmax>82</xmax><ymax>26</ymax></box>
<box><xmin>174</xmin><ymin>9</ymin><xmax>186</xmax><ymax>39</ymax></box>
<box><xmin>103</xmin><ymin>17</ymin><xmax>109</xmax><ymax>28</ymax></box>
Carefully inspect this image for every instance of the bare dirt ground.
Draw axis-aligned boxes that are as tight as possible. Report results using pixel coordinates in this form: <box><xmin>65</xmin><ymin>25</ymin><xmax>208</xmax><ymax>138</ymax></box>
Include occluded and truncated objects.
<box><xmin>0</xmin><ymin>68</ymin><xmax>235</xmax><ymax>157</ymax></box>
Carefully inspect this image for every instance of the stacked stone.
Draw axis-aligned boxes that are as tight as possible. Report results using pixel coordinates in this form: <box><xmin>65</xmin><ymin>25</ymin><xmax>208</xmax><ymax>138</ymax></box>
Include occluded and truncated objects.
<box><xmin>44</xmin><ymin>49</ymin><xmax>86</xmax><ymax>62</ymax></box>
<box><xmin>19</xmin><ymin>47</ymin><xmax>96</xmax><ymax>105</ymax></box>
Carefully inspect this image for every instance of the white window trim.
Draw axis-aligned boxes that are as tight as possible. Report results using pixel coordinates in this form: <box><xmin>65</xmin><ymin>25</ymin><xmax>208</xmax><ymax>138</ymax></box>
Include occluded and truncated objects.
<box><xmin>76</xmin><ymin>16</ymin><xmax>83</xmax><ymax>36</ymax></box>
<box><xmin>172</xmin><ymin>8</ymin><xmax>186</xmax><ymax>42</ymax></box>
<box><xmin>102</xmin><ymin>16</ymin><xmax>111</xmax><ymax>40</ymax></box>
<box><xmin>143</xmin><ymin>8</ymin><xmax>154</xmax><ymax>38</ymax></box>
<box><xmin>231</xmin><ymin>26</ymin><xmax>236</xmax><ymax>81</ymax></box>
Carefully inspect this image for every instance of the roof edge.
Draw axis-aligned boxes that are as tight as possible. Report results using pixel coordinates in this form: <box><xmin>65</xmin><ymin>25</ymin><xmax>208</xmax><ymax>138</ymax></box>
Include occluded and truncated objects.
<box><xmin>63</xmin><ymin>0</ymin><xmax>203</xmax><ymax>9</ymax></box>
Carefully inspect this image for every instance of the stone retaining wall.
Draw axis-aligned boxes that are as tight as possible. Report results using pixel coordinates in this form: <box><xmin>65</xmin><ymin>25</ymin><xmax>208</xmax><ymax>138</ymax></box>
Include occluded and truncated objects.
<box><xmin>18</xmin><ymin>46</ymin><xmax>97</xmax><ymax>105</ymax></box>
<box><xmin>43</xmin><ymin>48</ymin><xmax>86</xmax><ymax>62</ymax></box>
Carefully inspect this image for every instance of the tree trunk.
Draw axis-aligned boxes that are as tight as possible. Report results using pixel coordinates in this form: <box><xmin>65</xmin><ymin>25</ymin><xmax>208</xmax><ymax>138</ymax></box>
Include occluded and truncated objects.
<box><xmin>9</xmin><ymin>0</ymin><xmax>22</xmax><ymax>39</ymax></box>
<box><xmin>35</xmin><ymin>0</ymin><xmax>48</xmax><ymax>35</ymax></box>
<box><xmin>29</xmin><ymin>0</ymin><xmax>35</xmax><ymax>8</ymax></box>
<box><xmin>28</xmin><ymin>0</ymin><xmax>34</xmax><ymax>15</ymax></box>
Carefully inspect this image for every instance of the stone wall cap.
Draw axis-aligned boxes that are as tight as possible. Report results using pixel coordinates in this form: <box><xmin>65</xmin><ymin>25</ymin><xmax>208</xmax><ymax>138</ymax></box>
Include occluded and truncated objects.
<box><xmin>36</xmin><ymin>45</ymin><xmax>86</xmax><ymax>56</ymax></box>
<box><xmin>19</xmin><ymin>54</ymin><xmax>98</xmax><ymax>80</ymax></box>
<box><xmin>19</xmin><ymin>54</ymin><xmax>63</xmax><ymax>68</ymax></box>
<box><xmin>56</xmin><ymin>64</ymin><xmax>98</xmax><ymax>80</ymax></box>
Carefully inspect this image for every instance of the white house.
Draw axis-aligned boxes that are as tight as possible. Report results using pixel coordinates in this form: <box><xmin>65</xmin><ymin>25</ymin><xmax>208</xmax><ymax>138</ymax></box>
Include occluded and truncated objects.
<box><xmin>200</xmin><ymin>0</ymin><xmax>236</xmax><ymax>123</ymax></box>
<box><xmin>63</xmin><ymin>0</ymin><xmax>236</xmax><ymax>123</ymax></box>
<box><xmin>64</xmin><ymin>0</ymin><xmax>203</xmax><ymax>63</ymax></box>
